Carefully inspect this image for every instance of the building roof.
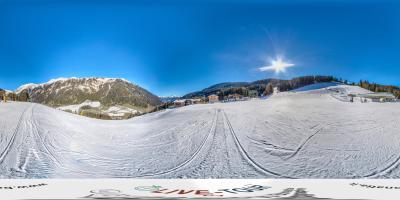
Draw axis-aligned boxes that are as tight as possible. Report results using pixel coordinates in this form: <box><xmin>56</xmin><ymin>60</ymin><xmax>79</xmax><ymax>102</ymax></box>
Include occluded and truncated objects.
<box><xmin>173</xmin><ymin>99</ymin><xmax>186</xmax><ymax>103</ymax></box>
<box><xmin>358</xmin><ymin>92</ymin><xmax>395</xmax><ymax>99</ymax></box>
<box><xmin>208</xmin><ymin>94</ymin><xmax>218</xmax><ymax>97</ymax></box>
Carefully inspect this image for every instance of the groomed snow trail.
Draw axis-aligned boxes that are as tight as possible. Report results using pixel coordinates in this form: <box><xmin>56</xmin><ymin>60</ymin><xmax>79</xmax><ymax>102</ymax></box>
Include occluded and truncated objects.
<box><xmin>132</xmin><ymin>109</ymin><xmax>219</xmax><ymax>178</ymax></box>
<box><xmin>0</xmin><ymin>104</ymin><xmax>59</xmax><ymax>178</ymax></box>
<box><xmin>1</xmin><ymin>84</ymin><xmax>400</xmax><ymax>178</ymax></box>
<box><xmin>170</xmin><ymin>109</ymin><xmax>284</xmax><ymax>178</ymax></box>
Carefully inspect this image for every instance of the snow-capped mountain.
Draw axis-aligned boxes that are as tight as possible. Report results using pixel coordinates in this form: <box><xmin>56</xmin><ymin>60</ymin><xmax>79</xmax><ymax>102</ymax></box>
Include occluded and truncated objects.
<box><xmin>0</xmin><ymin>88</ymin><xmax>12</xmax><ymax>94</ymax></box>
<box><xmin>159</xmin><ymin>95</ymin><xmax>181</xmax><ymax>103</ymax></box>
<box><xmin>15</xmin><ymin>77</ymin><xmax>161</xmax><ymax>108</ymax></box>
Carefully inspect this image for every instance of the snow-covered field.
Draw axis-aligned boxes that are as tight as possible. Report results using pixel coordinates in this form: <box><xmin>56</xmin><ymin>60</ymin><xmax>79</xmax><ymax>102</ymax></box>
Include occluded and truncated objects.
<box><xmin>57</xmin><ymin>100</ymin><xmax>101</xmax><ymax>113</ymax></box>
<box><xmin>1</xmin><ymin>84</ymin><xmax>400</xmax><ymax>178</ymax></box>
<box><xmin>56</xmin><ymin>100</ymin><xmax>139</xmax><ymax>118</ymax></box>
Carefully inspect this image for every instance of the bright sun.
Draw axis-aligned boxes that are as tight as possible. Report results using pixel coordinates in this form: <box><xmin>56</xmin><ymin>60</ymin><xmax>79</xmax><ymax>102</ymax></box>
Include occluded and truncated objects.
<box><xmin>259</xmin><ymin>58</ymin><xmax>295</xmax><ymax>73</ymax></box>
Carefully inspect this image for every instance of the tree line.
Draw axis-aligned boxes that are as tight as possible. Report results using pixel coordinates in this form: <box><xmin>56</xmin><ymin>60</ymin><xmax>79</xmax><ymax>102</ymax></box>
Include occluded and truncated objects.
<box><xmin>359</xmin><ymin>80</ymin><xmax>400</xmax><ymax>98</ymax></box>
<box><xmin>0</xmin><ymin>89</ymin><xmax>30</xmax><ymax>102</ymax></box>
<box><xmin>222</xmin><ymin>75</ymin><xmax>339</xmax><ymax>97</ymax></box>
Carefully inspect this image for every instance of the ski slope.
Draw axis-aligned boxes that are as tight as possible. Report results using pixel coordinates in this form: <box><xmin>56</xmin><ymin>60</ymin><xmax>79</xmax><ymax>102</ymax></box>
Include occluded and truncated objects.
<box><xmin>0</xmin><ymin>84</ymin><xmax>400</xmax><ymax>178</ymax></box>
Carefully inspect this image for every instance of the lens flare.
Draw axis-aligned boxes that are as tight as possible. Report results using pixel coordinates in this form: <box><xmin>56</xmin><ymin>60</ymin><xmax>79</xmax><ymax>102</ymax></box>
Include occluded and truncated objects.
<box><xmin>259</xmin><ymin>58</ymin><xmax>295</xmax><ymax>73</ymax></box>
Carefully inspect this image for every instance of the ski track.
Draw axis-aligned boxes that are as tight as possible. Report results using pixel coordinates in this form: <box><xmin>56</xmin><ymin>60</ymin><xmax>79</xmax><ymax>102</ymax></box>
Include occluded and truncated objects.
<box><xmin>0</xmin><ymin>106</ymin><xmax>30</xmax><ymax>165</ymax></box>
<box><xmin>363</xmin><ymin>153</ymin><xmax>400</xmax><ymax>178</ymax></box>
<box><xmin>247</xmin><ymin>136</ymin><xmax>294</xmax><ymax>152</ymax></box>
<box><xmin>285</xmin><ymin>125</ymin><xmax>326</xmax><ymax>160</ymax></box>
<box><xmin>30</xmin><ymin>105</ymin><xmax>63</xmax><ymax>168</ymax></box>
<box><xmin>180</xmin><ymin>109</ymin><xmax>266</xmax><ymax>178</ymax></box>
<box><xmin>222</xmin><ymin>110</ymin><xmax>294</xmax><ymax>179</ymax></box>
<box><xmin>185</xmin><ymin>109</ymin><xmax>227</xmax><ymax>177</ymax></box>
<box><xmin>132</xmin><ymin>109</ymin><xmax>218</xmax><ymax>178</ymax></box>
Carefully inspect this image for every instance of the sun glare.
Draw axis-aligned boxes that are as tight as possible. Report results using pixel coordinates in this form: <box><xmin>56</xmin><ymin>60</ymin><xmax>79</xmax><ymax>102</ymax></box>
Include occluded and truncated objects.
<box><xmin>259</xmin><ymin>58</ymin><xmax>295</xmax><ymax>73</ymax></box>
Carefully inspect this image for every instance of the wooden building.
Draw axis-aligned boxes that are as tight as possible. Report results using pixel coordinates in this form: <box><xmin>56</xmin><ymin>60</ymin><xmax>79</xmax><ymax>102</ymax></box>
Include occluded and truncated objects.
<box><xmin>208</xmin><ymin>94</ymin><xmax>219</xmax><ymax>103</ymax></box>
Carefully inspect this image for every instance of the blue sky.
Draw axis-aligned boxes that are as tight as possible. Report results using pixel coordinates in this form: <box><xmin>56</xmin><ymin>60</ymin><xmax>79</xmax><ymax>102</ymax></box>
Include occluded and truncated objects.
<box><xmin>0</xmin><ymin>0</ymin><xmax>399</xmax><ymax>96</ymax></box>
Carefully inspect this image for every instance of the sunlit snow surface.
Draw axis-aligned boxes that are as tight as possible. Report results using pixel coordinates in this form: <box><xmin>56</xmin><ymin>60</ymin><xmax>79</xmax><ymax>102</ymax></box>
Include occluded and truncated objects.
<box><xmin>1</xmin><ymin>84</ymin><xmax>400</xmax><ymax>178</ymax></box>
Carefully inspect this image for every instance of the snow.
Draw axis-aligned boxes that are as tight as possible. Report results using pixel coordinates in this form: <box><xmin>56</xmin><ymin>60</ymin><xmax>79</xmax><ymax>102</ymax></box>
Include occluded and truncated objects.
<box><xmin>46</xmin><ymin>77</ymin><xmax>78</xmax><ymax>84</ymax></box>
<box><xmin>15</xmin><ymin>83</ymin><xmax>39</xmax><ymax>94</ymax></box>
<box><xmin>56</xmin><ymin>100</ymin><xmax>139</xmax><ymax>118</ymax></box>
<box><xmin>173</xmin><ymin>99</ymin><xmax>186</xmax><ymax>103</ymax></box>
<box><xmin>0</xmin><ymin>84</ymin><xmax>400</xmax><ymax>178</ymax></box>
<box><xmin>14</xmin><ymin>77</ymin><xmax>133</xmax><ymax>94</ymax></box>
<box><xmin>57</xmin><ymin>100</ymin><xmax>101</xmax><ymax>113</ymax></box>
<box><xmin>291</xmin><ymin>82</ymin><xmax>341</xmax><ymax>92</ymax></box>
<box><xmin>45</xmin><ymin>77</ymin><xmax>130</xmax><ymax>85</ymax></box>
<box><xmin>104</xmin><ymin>106</ymin><xmax>139</xmax><ymax>117</ymax></box>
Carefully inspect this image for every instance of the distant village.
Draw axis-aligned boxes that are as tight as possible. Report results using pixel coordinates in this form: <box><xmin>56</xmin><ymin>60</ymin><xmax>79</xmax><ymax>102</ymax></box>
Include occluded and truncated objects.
<box><xmin>156</xmin><ymin>91</ymin><xmax>260</xmax><ymax>111</ymax></box>
<box><xmin>171</xmin><ymin>92</ymin><xmax>258</xmax><ymax>107</ymax></box>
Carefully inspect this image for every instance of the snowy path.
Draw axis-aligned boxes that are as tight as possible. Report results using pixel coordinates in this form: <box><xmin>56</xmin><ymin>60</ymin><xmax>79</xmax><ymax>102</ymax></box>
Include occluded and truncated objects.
<box><xmin>170</xmin><ymin>109</ymin><xmax>273</xmax><ymax>178</ymax></box>
<box><xmin>134</xmin><ymin>109</ymin><xmax>219</xmax><ymax>178</ymax></box>
<box><xmin>1</xmin><ymin>84</ymin><xmax>400</xmax><ymax>178</ymax></box>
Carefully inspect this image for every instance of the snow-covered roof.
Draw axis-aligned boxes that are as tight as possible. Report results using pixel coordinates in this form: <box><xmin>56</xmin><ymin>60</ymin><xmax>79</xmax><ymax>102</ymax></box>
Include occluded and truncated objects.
<box><xmin>173</xmin><ymin>99</ymin><xmax>186</xmax><ymax>103</ymax></box>
<box><xmin>358</xmin><ymin>92</ymin><xmax>396</xmax><ymax>98</ymax></box>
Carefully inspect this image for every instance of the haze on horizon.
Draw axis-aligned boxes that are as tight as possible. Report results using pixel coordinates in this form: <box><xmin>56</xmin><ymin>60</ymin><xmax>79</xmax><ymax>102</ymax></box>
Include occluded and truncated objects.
<box><xmin>0</xmin><ymin>0</ymin><xmax>399</xmax><ymax>96</ymax></box>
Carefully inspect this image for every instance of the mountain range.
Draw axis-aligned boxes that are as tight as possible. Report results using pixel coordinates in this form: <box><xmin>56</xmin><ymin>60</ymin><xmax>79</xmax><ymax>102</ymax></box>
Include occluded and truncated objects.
<box><xmin>15</xmin><ymin>77</ymin><xmax>161</xmax><ymax>107</ymax></box>
<box><xmin>6</xmin><ymin>77</ymin><xmax>161</xmax><ymax>119</ymax></box>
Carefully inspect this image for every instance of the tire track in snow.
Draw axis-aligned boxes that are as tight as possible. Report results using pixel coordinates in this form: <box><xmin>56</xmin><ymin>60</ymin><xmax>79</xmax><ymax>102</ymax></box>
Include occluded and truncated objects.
<box><xmin>13</xmin><ymin>104</ymin><xmax>49</xmax><ymax>176</ymax></box>
<box><xmin>222</xmin><ymin>110</ymin><xmax>294</xmax><ymax>179</ymax></box>
<box><xmin>0</xmin><ymin>105</ymin><xmax>30</xmax><ymax>164</ymax></box>
<box><xmin>18</xmin><ymin>149</ymin><xmax>31</xmax><ymax>173</ymax></box>
<box><xmin>363</xmin><ymin>154</ymin><xmax>400</xmax><ymax>178</ymax></box>
<box><xmin>30</xmin><ymin>105</ymin><xmax>63</xmax><ymax>168</ymax></box>
<box><xmin>133</xmin><ymin>109</ymin><xmax>218</xmax><ymax>178</ymax></box>
<box><xmin>126</xmin><ymin>119</ymin><xmax>198</xmax><ymax>144</ymax></box>
<box><xmin>30</xmin><ymin>104</ymin><xmax>94</xmax><ymax>177</ymax></box>
<box><xmin>284</xmin><ymin>125</ymin><xmax>325</xmax><ymax>160</ymax></box>
<box><xmin>184</xmin><ymin>109</ymin><xmax>236</xmax><ymax>177</ymax></box>
<box><xmin>16</xmin><ymin>115</ymin><xmax>34</xmax><ymax>173</ymax></box>
<box><xmin>16</xmin><ymin>105</ymin><xmax>46</xmax><ymax>174</ymax></box>
<box><xmin>247</xmin><ymin>136</ymin><xmax>294</xmax><ymax>152</ymax></box>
